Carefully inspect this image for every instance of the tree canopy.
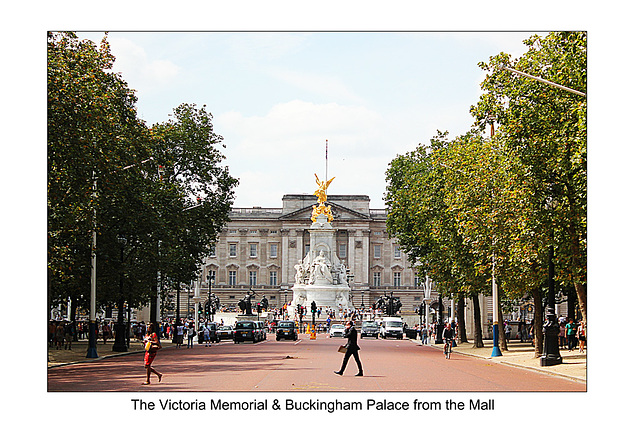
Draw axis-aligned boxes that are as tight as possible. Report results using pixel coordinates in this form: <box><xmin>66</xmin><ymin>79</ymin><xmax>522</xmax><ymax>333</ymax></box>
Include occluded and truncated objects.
<box><xmin>384</xmin><ymin>32</ymin><xmax>587</xmax><ymax>339</ymax></box>
<box><xmin>48</xmin><ymin>32</ymin><xmax>238</xmax><ymax>320</ymax></box>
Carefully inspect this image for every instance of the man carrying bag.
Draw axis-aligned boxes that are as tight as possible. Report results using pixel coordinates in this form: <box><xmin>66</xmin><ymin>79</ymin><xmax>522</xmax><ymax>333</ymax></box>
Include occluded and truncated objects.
<box><xmin>334</xmin><ymin>320</ymin><xmax>364</xmax><ymax>377</ymax></box>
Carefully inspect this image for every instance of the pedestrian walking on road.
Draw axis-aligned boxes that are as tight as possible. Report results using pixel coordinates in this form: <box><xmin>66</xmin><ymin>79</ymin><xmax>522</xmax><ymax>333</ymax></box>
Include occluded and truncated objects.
<box><xmin>421</xmin><ymin>324</ymin><xmax>429</xmax><ymax>345</ymax></box>
<box><xmin>334</xmin><ymin>320</ymin><xmax>364</xmax><ymax>377</ymax></box>
<box><xmin>176</xmin><ymin>321</ymin><xmax>184</xmax><ymax>348</ymax></box>
<box><xmin>187</xmin><ymin>322</ymin><xmax>195</xmax><ymax>348</ymax></box>
<box><xmin>64</xmin><ymin>321</ymin><xmax>73</xmax><ymax>350</ymax></box>
<box><xmin>55</xmin><ymin>322</ymin><xmax>64</xmax><ymax>350</ymax></box>
<box><xmin>142</xmin><ymin>324</ymin><xmax>162</xmax><ymax>385</ymax></box>
<box><xmin>203</xmin><ymin>324</ymin><xmax>211</xmax><ymax>347</ymax></box>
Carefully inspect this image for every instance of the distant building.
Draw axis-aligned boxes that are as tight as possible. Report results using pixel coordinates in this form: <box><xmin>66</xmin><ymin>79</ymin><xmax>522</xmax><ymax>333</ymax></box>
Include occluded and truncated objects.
<box><xmin>191</xmin><ymin>195</ymin><xmax>427</xmax><ymax>316</ymax></box>
<box><xmin>159</xmin><ymin>194</ymin><xmax>565</xmax><ymax>339</ymax></box>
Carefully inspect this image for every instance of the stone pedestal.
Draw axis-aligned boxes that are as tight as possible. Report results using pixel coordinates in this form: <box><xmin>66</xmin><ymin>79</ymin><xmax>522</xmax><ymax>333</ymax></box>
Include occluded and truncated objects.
<box><xmin>289</xmin><ymin>214</ymin><xmax>353</xmax><ymax>318</ymax></box>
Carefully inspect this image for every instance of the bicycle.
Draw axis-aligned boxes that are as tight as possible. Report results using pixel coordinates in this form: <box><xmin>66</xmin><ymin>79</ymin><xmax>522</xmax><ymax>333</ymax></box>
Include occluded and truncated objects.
<box><xmin>444</xmin><ymin>338</ymin><xmax>453</xmax><ymax>359</ymax></box>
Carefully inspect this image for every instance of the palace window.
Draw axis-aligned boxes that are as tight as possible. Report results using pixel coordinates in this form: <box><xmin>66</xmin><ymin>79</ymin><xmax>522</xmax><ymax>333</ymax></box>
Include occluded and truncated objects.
<box><xmin>229</xmin><ymin>243</ymin><xmax>237</xmax><ymax>257</ymax></box>
<box><xmin>270</xmin><ymin>243</ymin><xmax>278</xmax><ymax>258</ymax></box>
<box><xmin>373</xmin><ymin>272</ymin><xmax>381</xmax><ymax>287</ymax></box>
<box><xmin>249</xmin><ymin>270</ymin><xmax>257</xmax><ymax>286</ymax></box>
<box><xmin>270</xmin><ymin>271</ymin><xmax>278</xmax><ymax>286</ymax></box>
<box><xmin>373</xmin><ymin>245</ymin><xmax>381</xmax><ymax>259</ymax></box>
<box><xmin>228</xmin><ymin>271</ymin><xmax>237</xmax><ymax>286</ymax></box>
<box><xmin>250</xmin><ymin>243</ymin><xmax>258</xmax><ymax>258</ymax></box>
<box><xmin>339</xmin><ymin>244</ymin><xmax>347</xmax><ymax>258</ymax></box>
<box><xmin>393</xmin><ymin>271</ymin><xmax>401</xmax><ymax>287</ymax></box>
<box><xmin>394</xmin><ymin>245</ymin><xmax>402</xmax><ymax>259</ymax></box>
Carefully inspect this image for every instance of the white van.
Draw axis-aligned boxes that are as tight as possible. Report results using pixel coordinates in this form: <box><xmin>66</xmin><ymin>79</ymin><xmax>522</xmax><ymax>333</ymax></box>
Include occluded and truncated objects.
<box><xmin>379</xmin><ymin>317</ymin><xmax>404</xmax><ymax>339</ymax></box>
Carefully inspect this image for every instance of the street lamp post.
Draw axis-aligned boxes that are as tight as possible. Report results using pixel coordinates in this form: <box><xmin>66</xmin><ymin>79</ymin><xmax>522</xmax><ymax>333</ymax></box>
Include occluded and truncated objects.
<box><xmin>86</xmin><ymin>172</ymin><xmax>99</xmax><ymax>358</ymax></box>
<box><xmin>207</xmin><ymin>270</ymin><xmax>214</xmax><ymax>322</ymax></box>
<box><xmin>488</xmin><ymin>116</ymin><xmax>503</xmax><ymax>358</ymax></box>
<box><xmin>435</xmin><ymin>295</ymin><xmax>444</xmax><ymax>344</ymax></box>
<box><xmin>541</xmin><ymin>192</ymin><xmax>562</xmax><ymax>366</ymax></box>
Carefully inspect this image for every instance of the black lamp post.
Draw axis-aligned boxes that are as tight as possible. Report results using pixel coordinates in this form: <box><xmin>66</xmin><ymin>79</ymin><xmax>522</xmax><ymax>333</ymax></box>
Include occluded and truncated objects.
<box><xmin>112</xmin><ymin>236</ymin><xmax>128</xmax><ymax>352</ymax></box>
<box><xmin>541</xmin><ymin>192</ymin><xmax>562</xmax><ymax>366</ymax></box>
<box><xmin>207</xmin><ymin>270</ymin><xmax>214</xmax><ymax>322</ymax></box>
<box><xmin>172</xmin><ymin>280</ymin><xmax>181</xmax><ymax>344</ymax></box>
<box><xmin>435</xmin><ymin>295</ymin><xmax>444</xmax><ymax>344</ymax></box>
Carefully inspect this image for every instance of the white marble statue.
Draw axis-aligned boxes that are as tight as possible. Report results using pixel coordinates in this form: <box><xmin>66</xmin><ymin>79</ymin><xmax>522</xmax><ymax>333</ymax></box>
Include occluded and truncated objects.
<box><xmin>310</xmin><ymin>250</ymin><xmax>333</xmax><ymax>284</ymax></box>
<box><xmin>294</xmin><ymin>260</ymin><xmax>306</xmax><ymax>285</ymax></box>
<box><xmin>338</xmin><ymin>261</ymin><xmax>347</xmax><ymax>285</ymax></box>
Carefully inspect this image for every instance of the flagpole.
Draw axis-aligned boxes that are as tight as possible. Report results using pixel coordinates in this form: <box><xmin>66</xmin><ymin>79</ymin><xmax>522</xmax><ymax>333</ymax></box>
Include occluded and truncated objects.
<box><xmin>325</xmin><ymin>139</ymin><xmax>328</xmax><ymax>184</ymax></box>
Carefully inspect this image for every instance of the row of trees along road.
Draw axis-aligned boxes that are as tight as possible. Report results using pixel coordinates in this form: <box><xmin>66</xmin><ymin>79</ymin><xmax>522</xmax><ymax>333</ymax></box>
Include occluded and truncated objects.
<box><xmin>48</xmin><ymin>32</ymin><xmax>238</xmax><ymax>340</ymax></box>
<box><xmin>384</xmin><ymin>32</ymin><xmax>586</xmax><ymax>356</ymax></box>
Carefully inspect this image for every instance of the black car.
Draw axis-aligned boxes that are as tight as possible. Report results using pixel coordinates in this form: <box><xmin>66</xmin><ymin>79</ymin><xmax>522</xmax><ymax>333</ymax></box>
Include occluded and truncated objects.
<box><xmin>360</xmin><ymin>321</ymin><xmax>379</xmax><ymax>339</ymax></box>
<box><xmin>275</xmin><ymin>320</ymin><xmax>298</xmax><ymax>341</ymax></box>
<box><xmin>234</xmin><ymin>321</ymin><xmax>262</xmax><ymax>343</ymax></box>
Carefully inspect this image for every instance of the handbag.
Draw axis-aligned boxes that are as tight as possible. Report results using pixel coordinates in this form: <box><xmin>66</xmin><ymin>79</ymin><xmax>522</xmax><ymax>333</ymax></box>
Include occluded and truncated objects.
<box><xmin>338</xmin><ymin>345</ymin><xmax>347</xmax><ymax>353</ymax></box>
<box><xmin>145</xmin><ymin>341</ymin><xmax>152</xmax><ymax>351</ymax></box>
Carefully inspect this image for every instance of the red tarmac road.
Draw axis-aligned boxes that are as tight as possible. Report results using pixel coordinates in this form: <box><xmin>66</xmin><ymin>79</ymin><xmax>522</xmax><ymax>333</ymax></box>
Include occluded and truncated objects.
<box><xmin>48</xmin><ymin>334</ymin><xmax>585</xmax><ymax>392</ymax></box>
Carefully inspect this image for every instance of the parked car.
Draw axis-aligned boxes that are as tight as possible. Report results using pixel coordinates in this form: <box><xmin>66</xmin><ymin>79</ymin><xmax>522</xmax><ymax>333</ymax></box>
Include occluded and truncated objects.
<box><xmin>275</xmin><ymin>320</ymin><xmax>298</xmax><ymax>341</ymax></box>
<box><xmin>234</xmin><ymin>321</ymin><xmax>262</xmax><ymax>343</ymax></box>
<box><xmin>329</xmin><ymin>323</ymin><xmax>346</xmax><ymax>338</ymax></box>
<box><xmin>360</xmin><ymin>321</ymin><xmax>379</xmax><ymax>339</ymax></box>
<box><xmin>217</xmin><ymin>325</ymin><xmax>234</xmax><ymax>341</ymax></box>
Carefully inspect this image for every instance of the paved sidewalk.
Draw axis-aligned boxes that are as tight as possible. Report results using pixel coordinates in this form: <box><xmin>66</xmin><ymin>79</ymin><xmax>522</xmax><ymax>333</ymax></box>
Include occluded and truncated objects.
<box><xmin>416</xmin><ymin>338</ymin><xmax>586</xmax><ymax>383</ymax></box>
<box><xmin>47</xmin><ymin>338</ymin><xmax>170</xmax><ymax>368</ymax></box>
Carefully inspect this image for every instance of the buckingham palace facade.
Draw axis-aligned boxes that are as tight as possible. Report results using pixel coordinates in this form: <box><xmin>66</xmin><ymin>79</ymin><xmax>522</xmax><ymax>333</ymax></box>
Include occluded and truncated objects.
<box><xmin>195</xmin><ymin>194</ymin><xmax>427</xmax><ymax>316</ymax></box>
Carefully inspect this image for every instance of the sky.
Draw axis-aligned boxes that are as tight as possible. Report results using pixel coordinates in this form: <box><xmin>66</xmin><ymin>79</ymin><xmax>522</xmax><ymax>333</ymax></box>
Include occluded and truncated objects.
<box><xmin>78</xmin><ymin>31</ymin><xmax>540</xmax><ymax>208</ymax></box>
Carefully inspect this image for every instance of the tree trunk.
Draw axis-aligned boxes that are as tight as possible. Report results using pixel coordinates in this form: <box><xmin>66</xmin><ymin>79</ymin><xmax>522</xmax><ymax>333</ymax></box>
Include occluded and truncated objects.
<box><xmin>69</xmin><ymin>296</ymin><xmax>78</xmax><ymax>341</ymax></box>
<box><xmin>497</xmin><ymin>301</ymin><xmax>508</xmax><ymax>352</ymax></box>
<box><xmin>498</xmin><ymin>286</ymin><xmax>508</xmax><ymax>352</ymax></box>
<box><xmin>472</xmin><ymin>293</ymin><xmax>484</xmax><ymax>348</ymax></box>
<box><xmin>457</xmin><ymin>294</ymin><xmax>468</xmax><ymax>343</ymax></box>
<box><xmin>532</xmin><ymin>287</ymin><xmax>544</xmax><ymax>357</ymax></box>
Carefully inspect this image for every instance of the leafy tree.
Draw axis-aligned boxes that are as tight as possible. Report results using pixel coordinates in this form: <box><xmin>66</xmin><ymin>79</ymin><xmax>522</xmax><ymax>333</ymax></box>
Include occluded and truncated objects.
<box><xmin>48</xmin><ymin>31</ymin><xmax>151</xmax><ymax>322</ymax></box>
<box><xmin>148</xmin><ymin>103</ymin><xmax>238</xmax><ymax>320</ymax></box>
<box><xmin>385</xmin><ymin>132</ymin><xmax>490</xmax><ymax>347</ymax></box>
<box><xmin>48</xmin><ymin>33</ymin><xmax>238</xmax><ymax>335</ymax></box>
<box><xmin>385</xmin><ymin>32</ymin><xmax>586</xmax><ymax>354</ymax></box>
<box><xmin>471</xmin><ymin>31</ymin><xmax>587</xmax><ymax>324</ymax></box>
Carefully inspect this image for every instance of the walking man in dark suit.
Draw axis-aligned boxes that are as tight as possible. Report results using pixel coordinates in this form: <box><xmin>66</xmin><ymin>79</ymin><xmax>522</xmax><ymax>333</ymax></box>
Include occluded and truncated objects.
<box><xmin>334</xmin><ymin>320</ymin><xmax>364</xmax><ymax>376</ymax></box>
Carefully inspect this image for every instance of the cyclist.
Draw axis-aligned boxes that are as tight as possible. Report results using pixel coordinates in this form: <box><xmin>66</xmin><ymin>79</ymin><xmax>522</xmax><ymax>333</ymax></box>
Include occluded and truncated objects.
<box><xmin>443</xmin><ymin>323</ymin><xmax>455</xmax><ymax>359</ymax></box>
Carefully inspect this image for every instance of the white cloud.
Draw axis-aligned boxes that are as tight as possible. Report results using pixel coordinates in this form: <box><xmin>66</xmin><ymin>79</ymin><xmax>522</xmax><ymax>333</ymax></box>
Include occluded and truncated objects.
<box><xmin>227</xmin><ymin>32</ymin><xmax>308</xmax><ymax>63</ymax></box>
<box><xmin>216</xmin><ymin>100</ymin><xmax>397</xmax><ymax>208</ymax></box>
<box><xmin>105</xmin><ymin>36</ymin><xmax>181</xmax><ymax>94</ymax></box>
<box><xmin>266</xmin><ymin>67</ymin><xmax>365</xmax><ymax>105</ymax></box>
